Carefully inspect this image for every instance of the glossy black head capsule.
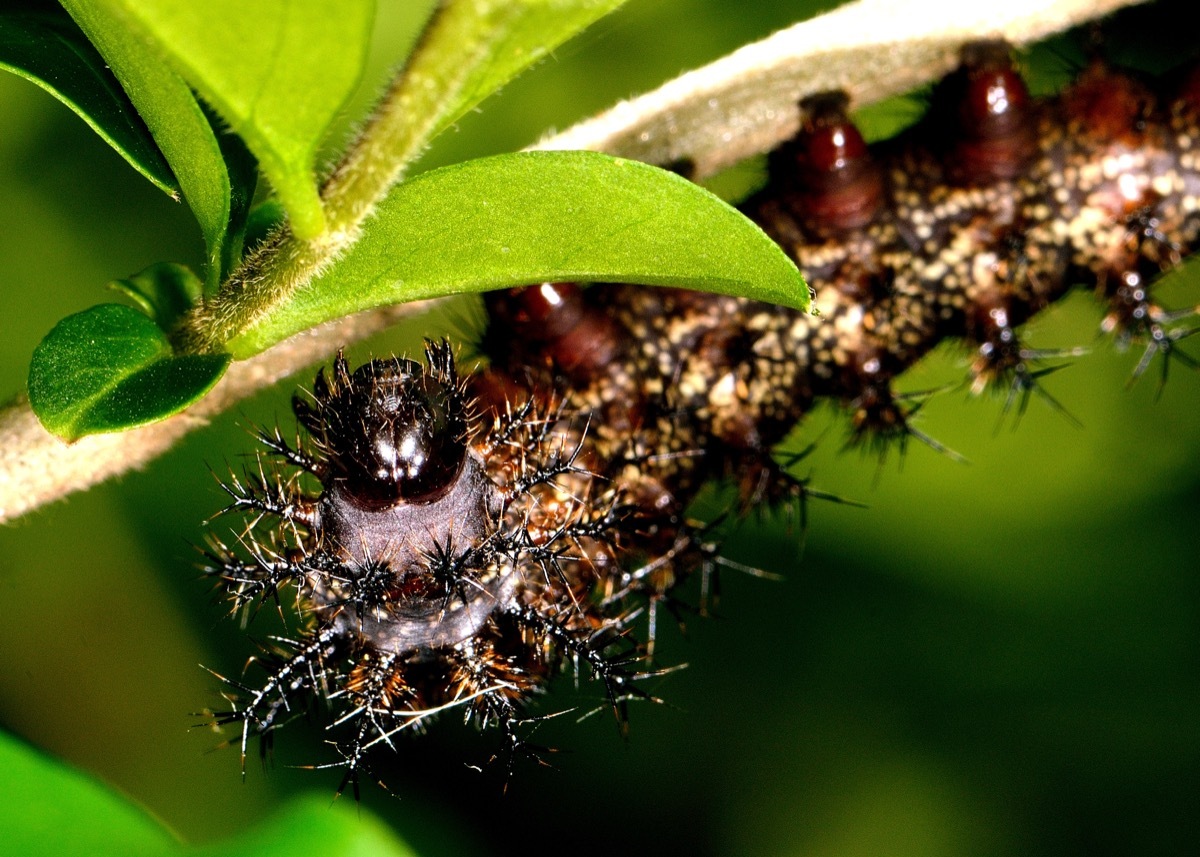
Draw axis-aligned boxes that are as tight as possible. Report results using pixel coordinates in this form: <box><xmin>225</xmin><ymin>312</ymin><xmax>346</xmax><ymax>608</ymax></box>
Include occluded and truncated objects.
<box><xmin>295</xmin><ymin>347</ymin><xmax>469</xmax><ymax>510</ymax></box>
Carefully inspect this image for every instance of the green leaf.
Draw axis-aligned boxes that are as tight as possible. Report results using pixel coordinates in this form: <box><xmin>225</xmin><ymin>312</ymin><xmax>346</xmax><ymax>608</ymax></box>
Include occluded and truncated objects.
<box><xmin>228</xmin><ymin>151</ymin><xmax>808</xmax><ymax>357</ymax></box>
<box><xmin>60</xmin><ymin>0</ymin><xmax>238</xmax><ymax>290</ymax></box>
<box><xmin>359</xmin><ymin>0</ymin><xmax>630</xmax><ymax>181</ymax></box>
<box><xmin>0</xmin><ymin>730</ymin><xmax>417</xmax><ymax>857</ymax></box>
<box><xmin>0</xmin><ymin>8</ymin><xmax>175</xmax><ymax>196</ymax></box>
<box><xmin>83</xmin><ymin>0</ymin><xmax>375</xmax><ymax>241</ymax></box>
<box><xmin>194</xmin><ymin>796</ymin><xmax>418</xmax><ymax>857</ymax></box>
<box><xmin>107</xmin><ymin>262</ymin><xmax>203</xmax><ymax>332</ymax></box>
<box><xmin>28</xmin><ymin>304</ymin><xmax>230</xmax><ymax>441</ymax></box>
<box><xmin>0</xmin><ymin>730</ymin><xmax>176</xmax><ymax>857</ymax></box>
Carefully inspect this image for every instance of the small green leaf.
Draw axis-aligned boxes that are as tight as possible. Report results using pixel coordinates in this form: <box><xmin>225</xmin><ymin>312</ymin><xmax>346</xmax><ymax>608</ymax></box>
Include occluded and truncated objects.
<box><xmin>366</xmin><ymin>0</ymin><xmax>630</xmax><ymax>180</ymax></box>
<box><xmin>83</xmin><ymin>0</ymin><xmax>375</xmax><ymax>240</ymax></box>
<box><xmin>0</xmin><ymin>8</ymin><xmax>175</xmax><ymax>196</ymax></box>
<box><xmin>228</xmin><ymin>151</ymin><xmax>808</xmax><ymax>357</ymax></box>
<box><xmin>107</xmin><ymin>262</ymin><xmax>203</xmax><ymax>332</ymax></box>
<box><xmin>29</xmin><ymin>304</ymin><xmax>230</xmax><ymax>441</ymax></box>
<box><xmin>60</xmin><ymin>0</ymin><xmax>238</xmax><ymax>288</ymax></box>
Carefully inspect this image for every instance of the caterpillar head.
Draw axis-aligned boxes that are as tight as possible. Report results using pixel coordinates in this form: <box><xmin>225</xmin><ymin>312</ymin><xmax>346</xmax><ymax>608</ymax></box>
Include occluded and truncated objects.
<box><xmin>296</xmin><ymin>343</ymin><xmax>471</xmax><ymax>512</ymax></box>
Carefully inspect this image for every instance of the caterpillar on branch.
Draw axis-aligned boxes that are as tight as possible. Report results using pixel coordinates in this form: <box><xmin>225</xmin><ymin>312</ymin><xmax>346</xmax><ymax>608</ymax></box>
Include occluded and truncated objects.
<box><xmin>203</xmin><ymin>33</ymin><xmax>1200</xmax><ymax>794</ymax></box>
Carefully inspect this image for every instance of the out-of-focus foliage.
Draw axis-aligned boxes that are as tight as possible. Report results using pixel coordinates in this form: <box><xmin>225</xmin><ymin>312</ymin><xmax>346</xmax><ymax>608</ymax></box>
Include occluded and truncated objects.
<box><xmin>0</xmin><ymin>731</ymin><xmax>417</xmax><ymax>857</ymax></box>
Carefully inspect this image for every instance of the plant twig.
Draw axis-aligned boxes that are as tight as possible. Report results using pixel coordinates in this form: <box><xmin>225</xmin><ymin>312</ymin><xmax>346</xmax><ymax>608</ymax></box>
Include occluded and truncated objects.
<box><xmin>535</xmin><ymin>0</ymin><xmax>1144</xmax><ymax>177</ymax></box>
<box><xmin>0</xmin><ymin>303</ymin><xmax>432</xmax><ymax>522</ymax></box>
<box><xmin>0</xmin><ymin>0</ymin><xmax>1147</xmax><ymax>523</ymax></box>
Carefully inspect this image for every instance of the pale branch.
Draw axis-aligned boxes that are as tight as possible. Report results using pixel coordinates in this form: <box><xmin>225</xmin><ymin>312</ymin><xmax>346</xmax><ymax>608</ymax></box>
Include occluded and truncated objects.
<box><xmin>0</xmin><ymin>0</ymin><xmax>1147</xmax><ymax>524</ymax></box>
<box><xmin>535</xmin><ymin>0</ymin><xmax>1145</xmax><ymax>178</ymax></box>
<box><xmin>0</xmin><ymin>303</ymin><xmax>432</xmax><ymax>522</ymax></box>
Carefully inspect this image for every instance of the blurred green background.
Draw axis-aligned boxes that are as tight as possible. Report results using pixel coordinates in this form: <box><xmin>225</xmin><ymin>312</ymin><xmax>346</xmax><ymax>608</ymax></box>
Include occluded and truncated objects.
<box><xmin>1</xmin><ymin>1</ymin><xmax>1197</xmax><ymax>855</ymax></box>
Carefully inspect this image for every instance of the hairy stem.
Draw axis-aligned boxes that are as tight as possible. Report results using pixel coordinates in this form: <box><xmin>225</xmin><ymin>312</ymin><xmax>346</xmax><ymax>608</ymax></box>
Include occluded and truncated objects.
<box><xmin>0</xmin><ymin>303</ymin><xmax>432</xmax><ymax>522</ymax></box>
<box><xmin>174</xmin><ymin>0</ymin><xmax>619</xmax><ymax>354</ymax></box>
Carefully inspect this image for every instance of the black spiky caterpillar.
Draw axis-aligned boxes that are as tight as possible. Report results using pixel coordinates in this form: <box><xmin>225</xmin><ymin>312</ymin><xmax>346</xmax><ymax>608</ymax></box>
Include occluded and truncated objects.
<box><xmin>205</xmin><ymin>341</ymin><xmax>649</xmax><ymax>792</ymax></box>
<box><xmin>204</xmin><ymin>38</ymin><xmax>1200</xmax><ymax>792</ymax></box>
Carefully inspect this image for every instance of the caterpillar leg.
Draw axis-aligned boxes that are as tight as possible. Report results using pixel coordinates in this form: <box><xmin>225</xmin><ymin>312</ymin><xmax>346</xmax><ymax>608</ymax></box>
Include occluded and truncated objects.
<box><xmin>505</xmin><ymin>601</ymin><xmax>650</xmax><ymax>732</ymax></box>
<box><xmin>206</xmin><ymin>626</ymin><xmax>340</xmax><ymax>776</ymax></box>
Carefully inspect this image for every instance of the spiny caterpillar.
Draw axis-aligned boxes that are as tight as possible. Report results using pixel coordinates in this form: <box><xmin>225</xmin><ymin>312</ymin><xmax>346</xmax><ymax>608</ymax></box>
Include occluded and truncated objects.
<box><xmin>204</xmin><ymin>37</ymin><xmax>1200</xmax><ymax>792</ymax></box>
<box><xmin>205</xmin><ymin>342</ymin><xmax>649</xmax><ymax>794</ymax></box>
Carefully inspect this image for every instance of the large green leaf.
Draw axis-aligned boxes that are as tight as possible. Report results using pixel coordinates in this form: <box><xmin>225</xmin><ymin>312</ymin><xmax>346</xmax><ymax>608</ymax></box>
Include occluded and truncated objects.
<box><xmin>80</xmin><ymin>0</ymin><xmax>375</xmax><ymax>240</ymax></box>
<box><xmin>0</xmin><ymin>8</ymin><xmax>175</xmax><ymax>196</ymax></box>
<box><xmin>227</xmin><ymin>151</ymin><xmax>809</xmax><ymax>357</ymax></box>
<box><xmin>28</xmin><ymin>303</ymin><xmax>230</xmax><ymax>441</ymax></box>
<box><xmin>0</xmin><ymin>730</ymin><xmax>417</xmax><ymax>857</ymax></box>
<box><xmin>0</xmin><ymin>731</ymin><xmax>176</xmax><ymax>857</ymax></box>
<box><xmin>60</xmin><ymin>0</ymin><xmax>239</xmax><ymax>290</ymax></box>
